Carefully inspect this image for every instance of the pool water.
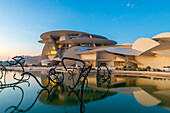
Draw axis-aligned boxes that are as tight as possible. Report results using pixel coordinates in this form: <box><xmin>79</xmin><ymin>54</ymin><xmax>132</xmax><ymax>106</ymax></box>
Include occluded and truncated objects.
<box><xmin>1</xmin><ymin>70</ymin><xmax>170</xmax><ymax>113</ymax></box>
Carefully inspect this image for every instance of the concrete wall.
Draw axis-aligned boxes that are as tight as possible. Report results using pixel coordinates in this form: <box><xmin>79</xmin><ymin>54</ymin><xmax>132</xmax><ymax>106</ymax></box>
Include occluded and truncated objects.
<box><xmin>96</xmin><ymin>51</ymin><xmax>116</xmax><ymax>66</ymax></box>
<box><xmin>135</xmin><ymin>54</ymin><xmax>170</xmax><ymax>68</ymax></box>
<box><xmin>97</xmin><ymin>51</ymin><xmax>115</xmax><ymax>59</ymax></box>
<box><xmin>115</xmin><ymin>57</ymin><xmax>124</xmax><ymax>61</ymax></box>
<box><xmin>63</xmin><ymin>46</ymin><xmax>81</xmax><ymax>66</ymax></box>
<box><xmin>81</xmin><ymin>53</ymin><xmax>97</xmax><ymax>60</ymax></box>
<box><xmin>59</xmin><ymin>35</ymin><xmax>66</xmax><ymax>41</ymax></box>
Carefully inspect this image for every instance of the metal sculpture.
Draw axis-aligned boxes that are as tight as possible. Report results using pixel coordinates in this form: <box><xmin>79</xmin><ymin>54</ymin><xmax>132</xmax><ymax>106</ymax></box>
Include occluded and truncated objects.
<box><xmin>5</xmin><ymin>84</ymin><xmax>64</xmax><ymax>113</ymax></box>
<box><xmin>68</xmin><ymin>64</ymin><xmax>92</xmax><ymax>113</ymax></box>
<box><xmin>1</xmin><ymin>56</ymin><xmax>95</xmax><ymax>113</ymax></box>
<box><xmin>96</xmin><ymin>64</ymin><xmax>111</xmax><ymax>98</ymax></box>
<box><xmin>4</xmin><ymin>86</ymin><xmax>25</xmax><ymax>113</ymax></box>
<box><xmin>7</xmin><ymin>56</ymin><xmax>25</xmax><ymax>72</ymax></box>
<box><xmin>6</xmin><ymin>56</ymin><xmax>30</xmax><ymax>82</ymax></box>
<box><xmin>0</xmin><ymin>56</ymin><xmax>30</xmax><ymax>88</ymax></box>
<box><xmin>61</xmin><ymin>57</ymin><xmax>91</xmax><ymax>90</ymax></box>
<box><xmin>0</xmin><ymin>56</ymin><xmax>64</xmax><ymax>88</ymax></box>
<box><xmin>97</xmin><ymin>63</ymin><xmax>111</xmax><ymax>85</ymax></box>
<box><xmin>0</xmin><ymin>64</ymin><xmax>7</xmax><ymax>80</ymax></box>
<box><xmin>21</xmin><ymin>67</ymin><xmax>64</xmax><ymax>89</ymax></box>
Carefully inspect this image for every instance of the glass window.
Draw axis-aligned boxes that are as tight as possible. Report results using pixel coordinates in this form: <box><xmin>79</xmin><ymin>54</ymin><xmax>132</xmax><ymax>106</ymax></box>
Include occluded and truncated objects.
<box><xmin>82</xmin><ymin>43</ymin><xmax>93</xmax><ymax>47</ymax></box>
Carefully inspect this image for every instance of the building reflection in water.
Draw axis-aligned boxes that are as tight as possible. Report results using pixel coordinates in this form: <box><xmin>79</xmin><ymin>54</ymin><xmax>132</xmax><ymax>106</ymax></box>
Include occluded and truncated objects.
<box><xmin>39</xmin><ymin>70</ymin><xmax>170</xmax><ymax>110</ymax></box>
<box><xmin>3</xmin><ymin>70</ymin><xmax>170</xmax><ymax>112</ymax></box>
<box><xmin>39</xmin><ymin>70</ymin><xmax>116</xmax><ymax>107</ymax></box>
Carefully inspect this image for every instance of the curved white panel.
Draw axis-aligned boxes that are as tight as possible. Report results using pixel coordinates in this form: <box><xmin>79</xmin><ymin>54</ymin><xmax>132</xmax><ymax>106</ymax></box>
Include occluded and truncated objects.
<box><xmin>152</xmin><ymin>32</ymin><xmax>170</xmax><ymax>39</ymax></box>
<box><xmin>132</xmin><ymin>38</ymin><xmax>160</xmax><ymax>53</ymax></box>
<box><xmin>134</xmin><ymin>90</ymin><xmax>161</xmax><ymax>106</ymax></box>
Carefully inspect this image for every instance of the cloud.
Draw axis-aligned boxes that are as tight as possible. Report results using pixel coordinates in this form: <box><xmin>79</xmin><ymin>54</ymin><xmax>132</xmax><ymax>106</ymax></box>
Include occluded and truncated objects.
<box><xmin>126</xmin><ymin>3</ymin><xmax>135</xmax><ymax>8</ymax></box>
<box><xmin>127</xmin><ymin>3</ymin><xmax>130</xmax><ymax>7</ymax></box>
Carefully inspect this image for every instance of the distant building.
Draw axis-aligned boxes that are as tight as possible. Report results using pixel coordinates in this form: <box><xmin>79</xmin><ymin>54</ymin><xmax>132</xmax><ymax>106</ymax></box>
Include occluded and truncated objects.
<box><xmin>27</xmin><ymin>30</ymin><xmax>170</xmax><ymax>68</ymax></box>
<box><xmin>78</xmin><ymin>32</ymin><xmax>170</xmax><ymax>68</ymax></box>
<box><xmin>38</xmin><ymin>30</ymin><xmax>117</xmax><ymax>66</ymax></box>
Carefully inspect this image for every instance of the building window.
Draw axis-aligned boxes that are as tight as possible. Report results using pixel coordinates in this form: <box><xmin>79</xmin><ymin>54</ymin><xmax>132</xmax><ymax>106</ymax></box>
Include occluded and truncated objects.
<box><xmin>82</xmin><ymin>43</ymin><xmax>93</xmax><ymax>47</ymax></box>
<box><xmin>95</xmin><ymin>44</ymin><xmax>101</xmax><ymax>46</ymax></box>
<box><xmin>100</xmin><ymin>63</ymin><xmax>106</xmax><ymax>66</ymax></box>
<box><xmin>57</xmin><ymin>44</ymin><xmax>62</xmax><ymax>48</ymax></box>
<box><xmin>81</xmin><ymin>34</ymin><xmax>89</xmax><ymax>38</ymax></box>
<box><xmin>119</xmin><ymin>62</ymin><xmax>125</xmax><ymax>66</ymax></box>
<box><xmin>68</xmin><ymin>34</ymin><xmax>79</xmax><ymax>38</ymax></box>
<box><xmin>45</xmin><ymin>51</ymin><xmax>50</xmax><ymax>55</ymax></box>
<box><xmin>51</xmin><ymin>51</ymin><xmax>57</xmax><ymax>55</ymax></box>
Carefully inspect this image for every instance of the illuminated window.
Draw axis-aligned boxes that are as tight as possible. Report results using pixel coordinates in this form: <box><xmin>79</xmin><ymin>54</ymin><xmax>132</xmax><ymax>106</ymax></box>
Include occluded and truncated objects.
<box><xmin>119</xmin><ymin>62</ymin><xmax>125</xmax><ymax>66</ymax></box>
<box><xmin>57</xmin><ymin>62</ymin><xmax>61</xmax><ymax>66</ymax></box>
<box><xmin>52</xmin><ymin>46</ymin><xmax>55</xmax><ymax>49</ymax></box>
<box><xmin>87</xmin><ymin>61</ymin><xmax>95</xmax><ymax>67</ymax></box>
<box><xmin>57</xmin><ymin>44</ymin><xmax>62</xmax><ymax>48</ymax></box>
<box><xmin>51</xmin><ymin>51</ymin><xmax>57</xmax><ymax>54</ymax></box>
<box><xmin>45</xmin><ymin>51</ymin><xmax>50</xmax><ymax>55</ymax></box>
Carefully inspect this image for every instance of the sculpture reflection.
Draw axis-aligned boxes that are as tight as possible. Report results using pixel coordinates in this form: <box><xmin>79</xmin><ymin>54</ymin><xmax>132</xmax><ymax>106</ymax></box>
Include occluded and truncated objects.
<box><xmin>39</xmin><ymin>70</ymin><xmax>116</xmax><ymax>113</ymax></box>
<box><xmin>3</xmin><ymin>56</ymin><xmax>170</xmax><ymax>112</ymax></box>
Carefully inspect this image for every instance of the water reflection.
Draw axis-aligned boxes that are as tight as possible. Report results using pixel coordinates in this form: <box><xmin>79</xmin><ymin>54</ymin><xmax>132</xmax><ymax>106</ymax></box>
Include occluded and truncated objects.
<box><xmin>0</xmin><ymin>70</ymin><xmax>116</xmax><ymax>113</ymax></box>
<box><xmin>2</xmin><ymin>70</ymin><xmax>170</xmax><ymax>113</ymax></box>
<box><xmin>101</xmin><ymin>75</ymin><xmax>170</xmax><ymax>110</ymax></box>
<box><xmin>40</xmin><ymin>70</ymin><xmax>116</xmax><ymax>113</ymax></box>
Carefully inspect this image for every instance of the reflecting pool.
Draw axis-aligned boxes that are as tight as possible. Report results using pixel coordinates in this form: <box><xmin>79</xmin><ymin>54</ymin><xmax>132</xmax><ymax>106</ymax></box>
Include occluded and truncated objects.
<box><xmin>1</xmin><ymin>70</ymin><xmax>170</xmax><ymax>113</ymax></box>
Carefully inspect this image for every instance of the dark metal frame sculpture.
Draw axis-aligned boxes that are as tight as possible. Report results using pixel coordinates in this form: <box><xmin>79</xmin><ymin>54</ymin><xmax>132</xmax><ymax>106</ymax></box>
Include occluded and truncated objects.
<box><xmin>5</xmin><ymin>84</ymin><xmax>64</xmax><ymax>113</ymax></box>
<box><xmin>1</xmin><ymin>56</ymin><xmax>96</xmax><ymax>113</ymax></box>
<box><xmin>0</xmin><ymin>64</ymin><xmax>7</xmax><ymax>79</ymax></box>
<box><xmin>20</xmin><ymin>59</ymin><xmax>64</xmax><ymax>88</ymax></box>
<box><xmin>7</xmin><ymin>56</ymin><xmax>30</xmax><ymax>81</ymax></box>
<box><xmin>0</xmin><ymin>72</ymin><xmax>29</xmax><ymax>88</ymax></box>
<box><xmin>4</xmin><ymin>86</ymin><xmax>25</xmax><ymax>113</ymax></box>
<box><xmin>97</xmin><ymin>63</ymin><xmax>111</xmax><ymax>85</ymax></box>
<box><xmin>61</xmin><ymin>57</ymin><xmax>90</xmax><ymax>90</ymax></box>
<box><xmin>0</xmin><ymin>56</ymin><xmax>64</xmax><ymax>89</ymax></box>
<box><xmin>61</xmin><ymin>57</ymin><xmax>93</xmax><ymax>113</ymax></box>
<box><xmin>7</xmin><ymin>56</ymin><xmax>25</xmax><ymax>72</ymax></box>
<box><xmin>68</xmin><ymin>64</ymin><xmax>92</xmax><ymax>113</ymax></box>
<box><xmin>96</xmin><ymin>64</ymin><xmax>111</xmax><ymax>98</ymax></box>
<box><xmin>0</xmin><ymin>56</ymin><xmax>30</xmax><ymax>88</ymax></box>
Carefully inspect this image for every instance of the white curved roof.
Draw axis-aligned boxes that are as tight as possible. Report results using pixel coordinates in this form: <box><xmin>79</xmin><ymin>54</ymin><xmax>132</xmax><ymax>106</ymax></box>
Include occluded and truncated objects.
<box><xmin>59</xmin><ymin>38</ymin><xmax>117</xmax><ymax>45</ymax></box>
<box><xmin>152</xmin><ymin>32</ymin><xmax>170</xmax><ymax>40</ymax></box>
<box><xmin>134</xmin><ymin>89</ymin><xmax>161</xmax><ymax>106</ymax></box>
<box><xmin>77</xmin><ymin>47</ymin><xmax>107</xmax><ymax>54</ymax></box>
<box><xmin>106</xmin><ymin>47</ymin><xmax>142</xmax><ymax>56</ymax></box>
<box><xmin>77</xmin><ymin>47</ymin><xmax>142</xmax><ymax>56</ymax></box>
<box><xmin>151</xmin><ymin>49</ymin><xmax>170</xmax><ymax>56</ymax></box>
<box><xmin>77</xmin><ymin>38</ymin><xmax>160</xmax><ymax>56</ymax></box>
<box><xmin>132</xmin><ymin>38</ymin><xmax>160</xmax><ymax>53</ymax></box>
<box><xmin>40</xmin><ymin>30</ymin><xmax>108</xmax><ymax>40</ymax></box>
<box><xmin>121</xmin><ymin>43</ymin><xmax>133</xmax><ymax>46</ymax></box>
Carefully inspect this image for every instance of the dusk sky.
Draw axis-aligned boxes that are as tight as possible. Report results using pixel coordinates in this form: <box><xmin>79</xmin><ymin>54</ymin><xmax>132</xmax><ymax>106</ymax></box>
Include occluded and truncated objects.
<box><xmin>1</xmin><ymin>0</ymin><xmax>170</xmax><ymax>60</ymax></box>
